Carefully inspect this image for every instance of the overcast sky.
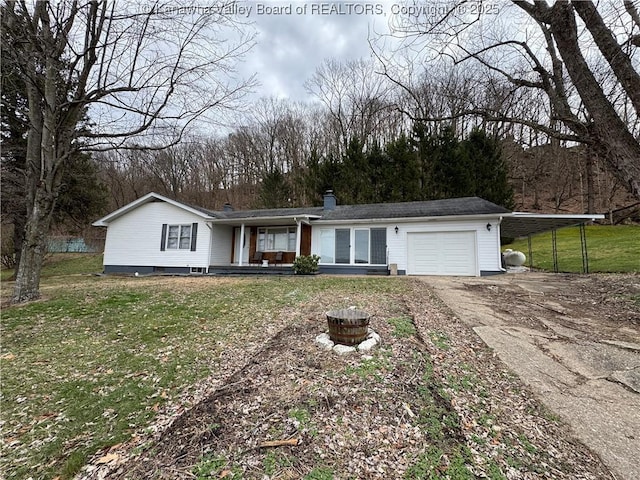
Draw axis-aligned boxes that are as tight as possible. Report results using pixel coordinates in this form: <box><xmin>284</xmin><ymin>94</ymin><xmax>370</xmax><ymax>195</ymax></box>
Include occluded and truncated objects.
<box><xmin>235</xmin><ymin>1</ymin><xmax>396</xmax><ymax>101</ymax></box>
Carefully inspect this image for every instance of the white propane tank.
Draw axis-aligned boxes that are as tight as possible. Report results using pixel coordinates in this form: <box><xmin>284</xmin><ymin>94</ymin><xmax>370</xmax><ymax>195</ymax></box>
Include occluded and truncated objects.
<box><xmin>503</xmin><ymin>249</ymin><xmax>527</xmax><ymax>266</ymax></box>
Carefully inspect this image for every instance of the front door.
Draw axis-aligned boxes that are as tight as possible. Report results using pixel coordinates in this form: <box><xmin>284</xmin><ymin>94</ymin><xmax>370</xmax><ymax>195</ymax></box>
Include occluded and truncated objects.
<box><xmin>233</xmin><ymin>227</ymin><xmax>250</xmax><ymax>264</ymax></box>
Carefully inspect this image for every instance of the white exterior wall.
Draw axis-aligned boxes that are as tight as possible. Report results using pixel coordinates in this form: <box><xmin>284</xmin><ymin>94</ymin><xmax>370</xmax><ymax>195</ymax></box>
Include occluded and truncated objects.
<box><xmin>310</xmin><ymin>217</ymin><xmax>503</xmax><ymax>274</ymax></box>
<box><xmin>210</xmin><ymin>225</ymin><xmax>233</xmax><ymax>266</ymax></box>
<box><xmin>103</xmin><ymin>202</ymin><xmax>210</xmax><ymax>268</ymax></box>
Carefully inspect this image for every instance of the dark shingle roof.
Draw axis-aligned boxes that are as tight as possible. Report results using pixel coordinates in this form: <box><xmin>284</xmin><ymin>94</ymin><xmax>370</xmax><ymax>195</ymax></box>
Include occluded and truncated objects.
<box><xmin>205</xmin><ymin>197</ymin><xmax>509</xmax><ymax>221</ymax></box>
<box><xmin>212</xmin><ymin>206</ymin><xmax>324</xmax><ymax>220</ymax></box>
<box><xmin>319</xmin><ymin>197</ymin><xmax>510</xmax><ymax>220</ymax></box>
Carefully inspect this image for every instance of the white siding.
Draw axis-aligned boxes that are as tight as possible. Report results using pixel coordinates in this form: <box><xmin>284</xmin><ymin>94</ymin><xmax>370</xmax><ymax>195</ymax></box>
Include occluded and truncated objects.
<box><xmin>210</xmin><ymin>225</ymin><xmax>233</xmax><ymax>266</ymax></box>
<box><xmin>311</xmin><ymin>217</ymin><xmax>503</xmax><ymax>274</ymax></box>
<box><xmin>103</xmin><ymin>202</ymin><xmax>210</xmax><ymax>268</ymax></box>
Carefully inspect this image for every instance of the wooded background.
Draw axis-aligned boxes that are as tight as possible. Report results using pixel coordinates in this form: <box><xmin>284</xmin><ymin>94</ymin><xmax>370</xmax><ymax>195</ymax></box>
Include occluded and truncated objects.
<box><xmin>2</xmin><ymin>1</ymin><xmax>639</xmax><ymax>301</ymax></box>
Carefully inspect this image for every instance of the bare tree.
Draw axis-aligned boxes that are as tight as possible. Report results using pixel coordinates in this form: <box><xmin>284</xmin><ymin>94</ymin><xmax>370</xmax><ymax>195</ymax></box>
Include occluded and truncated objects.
<box><xmin>378</xmin><ymin>0</ymin><xmax>640</xmax><ymax>201</ymax></box>
<box><xmin>1</xmin><ymin>1</ymin><xmax>255</xmax><ymax>302</ymax></box>
<box><xmin>305</xmin><ymin>58</ymin><xmax>397</xmax><ymax>153</ymax></box>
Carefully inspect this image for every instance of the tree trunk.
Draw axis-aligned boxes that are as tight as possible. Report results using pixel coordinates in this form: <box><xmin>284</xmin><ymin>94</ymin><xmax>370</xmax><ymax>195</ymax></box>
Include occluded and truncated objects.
<box><xmin>12</xmin><ymin>50</ymin><xmax>67</xmax><ymax>303</ymax></box>
<box><xmin>12</xmin><ymin>212</ymin><xmax>26</xmax><ymax>280</ymax></box>
<box><xmin>12</xmin><ymin>188</ymin><xmax>56</xmax><ymax>302</ymax></box>
<box><xmin>547</xmin><ymin>2</ymin><xmax>640</xmax><ymax>200</ymax></box>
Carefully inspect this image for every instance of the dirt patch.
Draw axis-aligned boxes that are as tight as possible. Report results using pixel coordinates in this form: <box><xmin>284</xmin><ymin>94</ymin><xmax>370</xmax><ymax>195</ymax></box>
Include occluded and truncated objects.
<box><xmin>421</xmin><ymin>273</ymin><xmax>640</xmax><ymax>480</ymax></box>
<box><xmin>463</xmin><ymin>273</ymin><xmax>639</xmax><ymax>341</ymax></box>
<box><xmin>79</xmin><ymin>280</ymin><xmax>613</xmax><ymax>480</ymax></box>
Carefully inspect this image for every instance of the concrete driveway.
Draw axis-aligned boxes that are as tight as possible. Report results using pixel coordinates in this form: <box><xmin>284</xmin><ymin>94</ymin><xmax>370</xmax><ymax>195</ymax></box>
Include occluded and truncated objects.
<box><xmin>420</xmin><ymin>273</ymin><xmax>640</xmax><ymax>480</ymax></box>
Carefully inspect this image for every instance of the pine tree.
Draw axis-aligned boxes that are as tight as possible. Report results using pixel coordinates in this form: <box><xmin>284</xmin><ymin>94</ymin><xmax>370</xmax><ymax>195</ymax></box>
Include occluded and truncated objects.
<box><xmin>384</xmin><ymin>135</ymin><xmax>421</xmax><ymax>202</ymax></box>
<box><xmin>257</xmin><ymin>168</ymin><xmax>291</xmax><ymax>208</ymax></box>
<box><xmin>462</xmin><ymin>128</ymin><xmax>515</xmax><ymax>209</ymax></box>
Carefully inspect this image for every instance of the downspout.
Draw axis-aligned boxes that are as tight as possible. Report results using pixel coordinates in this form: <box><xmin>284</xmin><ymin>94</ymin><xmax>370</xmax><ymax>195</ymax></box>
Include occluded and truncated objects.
<box><xmin>206</xmin><ymin>222</ymin><xmax>213</xmax><ymax>273</ymax></box>
<box><xmin>497</xmin><ymin>216</ymin><xmax>505</xmax><ymax>272</ymax></box>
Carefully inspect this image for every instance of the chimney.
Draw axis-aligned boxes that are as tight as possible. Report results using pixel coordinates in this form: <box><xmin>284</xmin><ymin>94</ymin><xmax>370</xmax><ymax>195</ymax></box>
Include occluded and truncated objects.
<box><xmin>323</xmin><ymin>190</ymin><xmax>336</xmax><ymax>211</ymax></box>
<box><xmin>223</xmin><ymin>202</ymin><xmax>233</xmax><ymax>212</ymax></box>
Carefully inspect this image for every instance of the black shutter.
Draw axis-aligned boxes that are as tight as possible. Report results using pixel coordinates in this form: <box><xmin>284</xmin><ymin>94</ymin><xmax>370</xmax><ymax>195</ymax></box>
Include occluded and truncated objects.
<box><xmin>190</xmin><ymin>223</ymin><xmax>198</xmax><ymax>251</ymax></box>
<box><xmin>160</xmin><ymin>224</ymin><xmax>167</xmax><ymax>251</ymax></box>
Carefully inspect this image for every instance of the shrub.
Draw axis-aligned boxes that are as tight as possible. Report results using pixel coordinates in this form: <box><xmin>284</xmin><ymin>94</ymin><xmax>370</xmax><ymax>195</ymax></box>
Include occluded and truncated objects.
<box><xmin>292</xmin><ymin>254</ymin><xmax>321</xmax><ymax>275</ymax></box>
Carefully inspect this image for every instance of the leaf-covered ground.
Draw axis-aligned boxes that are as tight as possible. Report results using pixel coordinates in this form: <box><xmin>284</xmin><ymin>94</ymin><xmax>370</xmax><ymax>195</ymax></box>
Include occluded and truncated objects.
<box><xmin>56</xmin><ymin>277</ymin><xmax>612</xmax><ymax>480</ymax></box>
<box><xmin>1</xmin><ymin>276</ymin><xmax>404</xmax><ymax>479</ymax></box>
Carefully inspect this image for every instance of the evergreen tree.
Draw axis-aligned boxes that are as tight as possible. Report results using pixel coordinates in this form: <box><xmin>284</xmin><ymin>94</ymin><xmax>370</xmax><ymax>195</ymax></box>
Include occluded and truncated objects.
<box><xmin>316</xmin><ymin>153</ymin><xmax>344</xmax><ymax>202</ymax></box>
<box><xmin>54</xmin><ymin>153</ymin><xmax>110</xmax><ymax>231</ymax></box>
<box><xmin>384</xmin><ymin>134</ymin><xmax>422</xmax><ymax>202</ymax></box>
<box><xmin>257</xmin><ymin>168</ymin><xmax>291</xmax><ymax>208</ymax></box>
<box><xmin>462</xmin><ymin>128</ymin><xmax>515</xmax><ymax>209</ymax></box>
<box><xmin>411</xmin><ymin>122</ymin><xmax>434</xmax><ymax>199</ymax></box>
<box><xmin>365</xmin><ymin>141</ymin><xmax>389</xmax><ymax>202</ymax></box>
<box><xmin>428</xmin><ymin>126</ymin><xmax>473</xmax><ymax>199</ymax></box>
<box><xmin>341</xmin><ymin>137</ymin><xmax>369</xmax><ymax>204</ymax></box>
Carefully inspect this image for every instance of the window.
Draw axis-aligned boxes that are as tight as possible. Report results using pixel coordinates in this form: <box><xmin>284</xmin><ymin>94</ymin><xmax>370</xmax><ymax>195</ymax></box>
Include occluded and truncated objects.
<box><xmin>354</xmin><ymin>229</ymin><xmax>369</xmax><ymax>264</ymax></box>
<box><xmin>164</xmin><ymin>224</ymin><xmax>194</xmax><ymax>250</ymax></box>
<box><xmin>167</xmin><ymin>225</ymin><xmax>192</xmax><ymax>249</ymax></box>
<box><xmin>167</xmin><ymin>225</ymin><xmax>180</xmax><ymax>249</ymax></box>
<box><xmin>257</xmin><ymin>227</ymin><xmax>296</xmax><ymax>251</ymax></box>
<box><xmin>319</xmin><ymin>227</ymin><xmax>387</xmax><ymax>265</ymax></box>
<box><xmin>320</xmin><ymin>229</ymin><xmax>334</xmax><ymax>263</ymax></box>
<box><xmin>335</xmin><ymin>229</ymin><xmax>350</xmax><ymax>264</ymax></box>
<box><xmin>370</xmin><ymin>228</ymin><xmax>387</xmax><ymax>264</ymax></box>
<box><xmin>179</xmin><ymin>225</ymin><xmax>192</xmax><ymax>249</ymax></box>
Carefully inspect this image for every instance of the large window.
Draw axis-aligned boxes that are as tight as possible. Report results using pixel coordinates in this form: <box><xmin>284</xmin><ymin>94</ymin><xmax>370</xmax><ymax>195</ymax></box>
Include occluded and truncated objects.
<box><xmin>320</xmin><ymin>229</ymin><xmax>334</xmax><ymax>263</ymax></box>
<box><xmin>167</xmin><ymin>225</ymin><xmax>192</xmax><ymax>250</ymax></box>
<box><xmin>335</xmin><ymin>229</ymin><xmax>350</xmax><ymax>264</ymax></box>
<box><xmin>319</xmin><ymin>227</ymin><xmax>387</xmax><ymax>264</ymax></box>
<box><xmin>370</xmin><ymin>228</ymin><xmax>387</xmax><ymax>264</ymax></box>
<box><xmin>354</xmin><ymin>229</ymin><xmax>369</xmax><ymax>264</ymax></box>
<box><xmin>258</xmin><ymin>227</ymin><xmax>296</xmax><ymax>251</ymax></box>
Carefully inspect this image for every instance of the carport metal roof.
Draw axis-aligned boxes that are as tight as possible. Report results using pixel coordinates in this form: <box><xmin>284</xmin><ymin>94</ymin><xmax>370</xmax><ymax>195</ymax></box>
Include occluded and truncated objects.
<box><xmin>500</xmin><ymin>212</ymin><xmax>606</xmax><ymax>274</ymax></box>
<box><xmin>500</xmin><ymin>213</ymin><xmax>604</xmax><ymax>238</ymax></box>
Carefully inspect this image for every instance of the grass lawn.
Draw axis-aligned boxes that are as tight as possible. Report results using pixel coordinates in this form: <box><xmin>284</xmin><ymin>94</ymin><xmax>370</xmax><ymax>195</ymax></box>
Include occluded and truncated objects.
<box><xmin>504</xmin><ymin>225</ymin><xmax>640</xmax><ymax>273</ymax></box>
<box><xmin>1</xmin><ymin>253</ymin><xmax>104</xmax><ymax>282</ymax></box>
<box><xmin>0</xmin><ymin>270</ymin><xmax>408</xmax><ymax>479</ymax></box>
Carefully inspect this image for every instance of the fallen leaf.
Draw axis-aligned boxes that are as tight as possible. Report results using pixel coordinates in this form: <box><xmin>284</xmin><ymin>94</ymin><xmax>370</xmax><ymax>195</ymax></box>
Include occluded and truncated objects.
<box><xmin>1</xmin><ymin>353</ymin><xmax>16</xmax><ymax>360</ymax></box>
<box><xmin>96</xmin><ymin>453</ymin><xmax>119</xmax><ymax>464</ymax></box>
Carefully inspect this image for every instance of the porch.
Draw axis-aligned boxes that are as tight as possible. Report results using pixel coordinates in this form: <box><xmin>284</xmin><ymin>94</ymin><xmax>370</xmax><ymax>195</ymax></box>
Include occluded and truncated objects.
<box><xmin>208</xmin><ymin>265</ymin><xmax>294</xmax><ymax>275</ymax></box>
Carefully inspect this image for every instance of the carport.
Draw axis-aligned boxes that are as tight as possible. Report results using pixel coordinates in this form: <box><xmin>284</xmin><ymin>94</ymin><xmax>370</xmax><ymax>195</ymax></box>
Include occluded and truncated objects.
<box><xmin>500</xmin><ymin>213</ymin><xmax>605</xmax><ymax>273</ymax></box>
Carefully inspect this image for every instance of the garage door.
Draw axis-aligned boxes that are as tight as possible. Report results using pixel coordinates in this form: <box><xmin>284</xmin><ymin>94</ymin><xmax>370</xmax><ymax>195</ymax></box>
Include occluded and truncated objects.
<box><xmin>407</xmin><ymin>231</ymin><xmax>477</xmax><ymax>276</ymax></box>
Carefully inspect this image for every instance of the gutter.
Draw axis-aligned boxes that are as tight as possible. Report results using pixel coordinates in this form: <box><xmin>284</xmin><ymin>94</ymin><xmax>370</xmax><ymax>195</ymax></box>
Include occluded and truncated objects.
<box><xmin>311</xmin><ymin>213</ymin><xmax>507</xmax><ymax>225</ymax></box>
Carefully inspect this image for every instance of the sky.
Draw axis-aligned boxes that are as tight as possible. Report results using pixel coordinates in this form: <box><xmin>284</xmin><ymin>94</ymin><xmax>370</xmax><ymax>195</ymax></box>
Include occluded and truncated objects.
<box><xmin>231</xmin><ymin>0</ymin><xmax>397</xmax><ymax>101</ymax></box>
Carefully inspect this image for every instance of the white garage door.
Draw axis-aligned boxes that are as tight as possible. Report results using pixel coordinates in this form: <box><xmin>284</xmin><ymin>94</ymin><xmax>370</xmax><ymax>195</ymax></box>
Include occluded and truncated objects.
<box><xmin>407</xmin><ymin>231</ymin><xmax>477</xmax><ymax>276</ymax></box>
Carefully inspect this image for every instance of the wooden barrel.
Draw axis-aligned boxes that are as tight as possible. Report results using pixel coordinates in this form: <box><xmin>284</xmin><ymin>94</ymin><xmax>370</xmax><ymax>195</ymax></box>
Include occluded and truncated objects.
<box><xmin>326</xmin><ymin>309</ymin><xmax>371</xmax><ymax>346</ymax></box>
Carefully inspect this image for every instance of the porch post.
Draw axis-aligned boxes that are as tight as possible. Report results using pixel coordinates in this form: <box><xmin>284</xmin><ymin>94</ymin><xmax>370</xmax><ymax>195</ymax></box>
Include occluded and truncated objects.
<box><xmin>239</xmin><ymin>223</ymin><xmax>246</xmax><ymax>266</ymax></box>
<box><xmin>296</xmin><ymin>220</ymin><xmax>302</xmax><ymax>257</ymax></box>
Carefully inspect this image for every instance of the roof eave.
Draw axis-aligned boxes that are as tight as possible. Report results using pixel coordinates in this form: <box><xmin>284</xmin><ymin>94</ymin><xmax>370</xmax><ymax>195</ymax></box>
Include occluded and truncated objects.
<box><xmin>91</xmin><ymin>192</ymin><xmax>215</xmax><ymax>226</ymax></box>
<box><xmin>507</xmin><ymin>212</ymin><xmax>605</xmax><ymax>220</ymax></box>
<box><xmin>313</xmin><ymin>213</ymin><xmax>506</xmax><ymax>224</ymax></box>
<box><xmin>209</xmin><ymin>214</ymin><xmax>322</xmax><ymax>225</ymax></box>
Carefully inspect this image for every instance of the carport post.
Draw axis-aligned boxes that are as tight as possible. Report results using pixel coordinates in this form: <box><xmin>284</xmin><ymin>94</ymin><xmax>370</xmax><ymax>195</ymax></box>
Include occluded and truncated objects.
<box><xmin>580</xmin><ymin>223</ymin><xmax>589</xmax><ymax>274</ymax></box>
<box><xmin>552</xmin><ymin>229</ymin><xmax>559</xmax><ymax>273</ymax></box>
<box><xmin>527</xmin><ymin>235</ymin><xmax>533</xmax><ymax>270</ymax></box>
